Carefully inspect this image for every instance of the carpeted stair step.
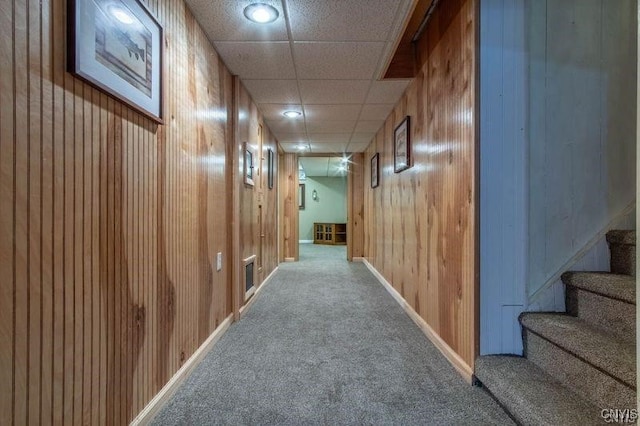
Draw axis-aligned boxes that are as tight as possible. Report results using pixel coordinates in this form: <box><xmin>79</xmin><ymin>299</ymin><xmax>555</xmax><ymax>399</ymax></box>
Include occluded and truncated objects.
<box><xmin>563</xmin><ymin>272</ymin><xmax>635</xmax><ymax>342</ymax></box>
<box><xmin>520</xmin><ymin>313</ymin><xmax>636</xmax><ymax>409</ymax></box>
<box><xmin>607</xmin><ymin>230</ymin><xmax>636</xmax><ymax>276</ymax></box>
<box><xmin>475</xmin><ymin>355</ymin><xmax>601</xmax><ymax>426</ymax></box>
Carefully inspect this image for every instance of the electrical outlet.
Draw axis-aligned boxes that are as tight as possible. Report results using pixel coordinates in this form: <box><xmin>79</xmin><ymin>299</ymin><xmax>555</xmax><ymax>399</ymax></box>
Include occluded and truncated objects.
<box><xmin>216</xmin><ymin>252</ymin><xmax>222</xmax><ymax>271</ymax></box>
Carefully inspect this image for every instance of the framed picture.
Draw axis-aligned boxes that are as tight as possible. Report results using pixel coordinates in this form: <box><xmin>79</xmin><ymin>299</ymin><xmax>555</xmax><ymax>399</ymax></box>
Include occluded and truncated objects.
<box><xmin>298</xmin><ymin>184</ymin><xmax>305</xmax><ymax>210</ymax></box>
<box><xmin>243</xmin><ymin>142</ymin><xmax>254</xmax><ymax>186</ymax></box>
<box><xmin>267</xmin><ymin>148</ymin><xmax>274</xmax><ymax>190</ymax></box>
<box><xmin>371</xmin><ymin>153</ymin><xmax>379</xmax><ymax>188</ymax></box>
<box><xmin>68</xmin><ymin>0</ymin><xmax>163</xmax><ymax>122</ymax></box>
<box><xmin>394</xmin><ymin>116</ymin><xmax>411</xmax><ymax>173</ymax></box>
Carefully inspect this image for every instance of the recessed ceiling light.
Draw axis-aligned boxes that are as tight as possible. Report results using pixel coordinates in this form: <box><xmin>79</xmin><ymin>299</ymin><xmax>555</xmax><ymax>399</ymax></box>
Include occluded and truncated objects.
<box><xmin>297</xmin><ymin>144</ymin><xmax>308</xmax><ymax>151</ymax></box>
<box><xmin>243</xmin><ymin>3</ymin><xmax>279</xmax><ymax>24</ymax></box>
<box><xmin>283</xmin><ymin>110</ymin><xmax>302</xmax><ymax>118</ymax></box>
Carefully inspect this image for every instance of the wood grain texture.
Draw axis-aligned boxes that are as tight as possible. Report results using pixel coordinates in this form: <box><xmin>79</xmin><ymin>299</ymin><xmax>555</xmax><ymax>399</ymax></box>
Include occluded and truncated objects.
<box><xmin>347</xmin><ymin>153</ymin><xmax>365</xmax><ymax>260</ymax></box>
<box><xmin>281</xmin><ymin>153</ymin><xmax>299</xmax><ymax>261</ymax></box>
<box><xmin>363</xmin><ymin>0</ymin><xmax>478</xmax><ymax>371</ymax></box>
<box><xmin>0</xmin><ymin>0</ymin><xmax>283</xmax><ymax>422</ymax></box>
<box><xmin>236</xmin><ymin>82</ymin><xmax>279</xmax><ymax>302</ymax></box>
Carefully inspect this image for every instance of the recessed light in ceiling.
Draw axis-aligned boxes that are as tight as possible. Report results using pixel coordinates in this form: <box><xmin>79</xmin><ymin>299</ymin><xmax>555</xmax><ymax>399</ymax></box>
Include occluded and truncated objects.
<box><xmin>243</xmin><ymin>3</ymin><xmax>279</xmax><ymax>24</ymax></box>
<box><xmin>297</xmin><ymin>144</ymin><xmax>308</xmax><ymax>151</ymax></box>
<box><xmin>283</xmin><ymin>110</ymin><xmax>302</xmax><ymax>118</ymax></box>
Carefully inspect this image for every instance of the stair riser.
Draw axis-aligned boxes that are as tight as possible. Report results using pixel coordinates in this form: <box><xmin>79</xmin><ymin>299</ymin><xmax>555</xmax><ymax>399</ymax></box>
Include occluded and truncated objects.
<box><xmin>566</xmin><ymin>288</ymin><xmax>635</xmax><ymax>343</ymax></box>
<box><xmin>523</xmin><ymin>331</ymin><xmax>635</xmax><ymax>409</ymax></box>
<box><xmin>610</xmin><ymin>243</ymin><xmax>636</xmax><ymax>276</ymax></box>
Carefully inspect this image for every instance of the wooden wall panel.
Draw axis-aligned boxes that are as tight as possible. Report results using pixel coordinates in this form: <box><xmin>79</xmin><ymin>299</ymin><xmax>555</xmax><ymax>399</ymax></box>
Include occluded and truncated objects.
<box><xmin>363</xmin><ymin>0</ymin><xmax>478</xmax><ymax>371</ymax></box>
<box><xmin>0</xmin><ymin>0</ymin><xmax>253</xmax><ymax>423</ymax></box>
<box><xmin>236</xmin><ymin>82</ymin><xmax>279</xmax><ymax>300</ymax></box>
<box><xmin>347</xmin><ymin>153</ymin><xmax>365</xmax><ymax>260</ymax></box>
<box><xmin>281</xmin><ymin>153</ymin><xmax>299</xmax><ymax>261</ymax></box>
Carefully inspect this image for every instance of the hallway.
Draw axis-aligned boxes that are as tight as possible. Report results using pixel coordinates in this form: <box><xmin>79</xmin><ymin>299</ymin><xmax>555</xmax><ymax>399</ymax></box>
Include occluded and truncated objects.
<box><xmin>151</xmin><ymin>245</ymin><xmax>512</xmax><ymax>425</ymax></box>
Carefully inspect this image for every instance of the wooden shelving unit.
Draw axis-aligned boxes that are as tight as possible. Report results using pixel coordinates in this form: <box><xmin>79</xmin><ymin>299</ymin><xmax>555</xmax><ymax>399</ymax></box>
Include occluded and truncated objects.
<box><xmin>314</xmin><ymin>222</ymin><xmax>347</xmax><ymax>245</ymax></box>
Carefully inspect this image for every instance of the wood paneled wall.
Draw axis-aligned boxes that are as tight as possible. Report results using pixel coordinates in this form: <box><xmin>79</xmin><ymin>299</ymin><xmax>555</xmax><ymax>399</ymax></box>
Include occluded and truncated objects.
<box><xmin>237</xmin><ymin>82</ymin><xmax>279</xmax><ymax>295</ymax></box>
<box><xmin>363</xmin><ymin>0</ymin><xmax>478</xmax><ymax>372</ymax></box>
<box><xmin>0</xmin><ymin>0</ymin><xmax>278</xmax><ymax>423</ymax></box>
<box><xmin>347</xmin><ymin>153</ymin><xmax>365</xmax><ymax>260</ymax></box>
<box><xmin>280</xmin><ymin>153</ymin><xmax>299</xmax><ymax>261</ymax></box>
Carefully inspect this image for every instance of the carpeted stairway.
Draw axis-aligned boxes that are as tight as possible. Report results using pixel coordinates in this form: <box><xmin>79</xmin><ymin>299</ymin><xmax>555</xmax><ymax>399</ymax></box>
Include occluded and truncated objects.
<box><xmin>475</xmin><ymin>230</ymin><xmax>637</xmax><ymax>425</ymax></box>
<box><xmin>151</xmin><ymin>244</ymin><xmax>513</xmax><ymax>425</ymax></box>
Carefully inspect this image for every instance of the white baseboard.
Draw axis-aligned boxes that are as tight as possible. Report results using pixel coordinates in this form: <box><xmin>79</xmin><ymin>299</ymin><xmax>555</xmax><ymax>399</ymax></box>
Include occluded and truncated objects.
<box><xmin>299</xmin><ymin>240</ymin><xmax>313</xmax><ymax>244</ymax></box>
<box><xmin>362</xmin><ymin>260</ymin><xmax>473</xmax><ymax>383</ymax></box>
<box><xmin>240</xmin><ymin>266</ymin><xmax>279</xmax><ymax>317</ymax></box>
<box><xmin>284</xmin><ymin>257</ymin><xmax>295</xmax><ymax>262</ymax></box>
<box><xmin>130</xmin><ymin>314</ymin><xmax>233</xmax><ymax>425</ymax></box>
<box><xmin>352</xmin><ymin>257</ymin><xmax>365</xmax><ymax>262</ymax></box>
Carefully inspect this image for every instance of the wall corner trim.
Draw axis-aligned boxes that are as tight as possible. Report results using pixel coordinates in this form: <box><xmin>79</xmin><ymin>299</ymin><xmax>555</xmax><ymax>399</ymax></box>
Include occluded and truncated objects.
<box><xmin>130</xmin><ymin>314</ymin><xmax>234</xmax><ymax>425</ymax></box>
<box><xmin>362</xmin><ymin>260</ymin><xmax>473</xmax><ymax>383</ymax></box>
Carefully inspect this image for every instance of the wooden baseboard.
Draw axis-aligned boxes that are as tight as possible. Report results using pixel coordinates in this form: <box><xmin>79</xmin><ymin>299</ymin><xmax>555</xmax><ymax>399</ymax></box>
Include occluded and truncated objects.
<box><xmin>284</xmin><ymin>257</ymin><xmax>295</xmax><ymax>262</ymax></box>
<box><xmin>130</xmin><ymin>314</ymin><xmax>233</xmax><ymax>425</ymax></box>
<box><xmin>362</xmin><ymin>260</ymin><xmax>473</xmax><ymax>383</ymax></box>
<box><xmin>351</xmin><ymin>256</ymin><xmax>365</xmax><ymax>262</ymax></box>
<box><xmin>239</xmin><ymin>266</ymin><xmax>279</xmax><ymax>318</ymax></box>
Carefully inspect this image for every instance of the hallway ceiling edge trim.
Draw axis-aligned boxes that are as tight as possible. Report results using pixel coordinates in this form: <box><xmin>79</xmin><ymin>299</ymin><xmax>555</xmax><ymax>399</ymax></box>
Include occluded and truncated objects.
<box><xmin>184</xmin><ymin>0</ymin><xmax>417</xmax><ymax>154</ymax></box>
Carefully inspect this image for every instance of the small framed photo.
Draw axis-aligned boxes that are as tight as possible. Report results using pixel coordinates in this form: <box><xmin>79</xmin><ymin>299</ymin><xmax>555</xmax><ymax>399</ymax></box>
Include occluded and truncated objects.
<box><xmin>371</xmin><ymin>153</ymin><xmax>379</xmax><ymax>188</ymax></box>
<box><xmin>68</xmin><ymin>0</ymin><xmax>163</xmax><ymax>122</ymax></box>
<box><xmin>298</xmin><ymin>184</ymin><xmax>305</xmax><ymax>210</ymax></box>
<box><xmin>243</xmin><ymin>142</ymin><xmax>254</xmax><ymax>186</ymax></box>
<box><xmin>394</xmin><ymin>116</ymin><xmax>411</xmax><ymax>173</ymax></box>
<box><xmin>267</xmin><ymin>148</ymin><xmax>274</xmax><ymax>190</ymax></box>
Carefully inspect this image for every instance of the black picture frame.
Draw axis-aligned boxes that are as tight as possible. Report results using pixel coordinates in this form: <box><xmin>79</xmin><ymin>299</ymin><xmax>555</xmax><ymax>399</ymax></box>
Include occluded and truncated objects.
<box><xmin>371</xmin><ymin>153</ymin><xmax>379</xmax><ymax>188</ymax></box>
<box><xmin>243</xmin><ymin>142</ymin><xmax>254</xmax><ymax>186</ymax></box>
<box><xmin>394</xmin><ymin>116</ymin><xmax>411</xmax><ymax>173</ymax></box>
<box><xmin>298</xmin><ymin>184</ymin><xmax>305</xmax><ymax>210</ymax></box>
<box><xmin>68</xmin><ymin>0</ymin><xmax>163</xmax><ymax>123</ymax></box>
<box><xmin>267</xmin><ymin>148</ymin><xmax>274</xmax><ymax>189</ymax></box>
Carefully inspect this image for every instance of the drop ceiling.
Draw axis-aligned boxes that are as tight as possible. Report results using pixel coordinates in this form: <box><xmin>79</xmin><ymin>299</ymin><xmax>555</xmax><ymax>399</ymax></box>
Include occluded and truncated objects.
<box><xmin>184</xmin><ymin>0</ymin><xmax>414</xmax><ymax>153</ymax></box>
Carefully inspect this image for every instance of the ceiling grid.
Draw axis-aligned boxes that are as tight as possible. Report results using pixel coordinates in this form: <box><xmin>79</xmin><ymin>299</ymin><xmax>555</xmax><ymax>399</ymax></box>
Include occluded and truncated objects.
<box><xmin>185</xmin><ymin>0</ymin><xmax>415</xmax><ymax>153</ymax></box>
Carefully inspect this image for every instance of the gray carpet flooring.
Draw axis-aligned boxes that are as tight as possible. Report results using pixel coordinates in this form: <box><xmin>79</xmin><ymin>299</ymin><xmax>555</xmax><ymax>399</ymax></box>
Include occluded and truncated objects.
<box><xmin>152</xmin><ymin>244</ymin><xmax>513</xmax><ymax>425</ymax></box>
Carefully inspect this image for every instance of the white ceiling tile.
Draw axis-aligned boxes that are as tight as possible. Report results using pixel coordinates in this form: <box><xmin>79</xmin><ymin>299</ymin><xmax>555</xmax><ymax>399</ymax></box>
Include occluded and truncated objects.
<box><xmin>306</xmin><ymin>121</ymin><xmax>356</xmax><ymax>134</ymax></box>
<box><xmin>308</xmin><ymin>133</ymin><xmax>352</xmax><ymax>142</ymax></box>
<box><xmin>185</xmin><ymin>0</ymin><xmax>288</xmax><ymax>41</ymax></box>
<box><xmin>287</xmin><ymin>0</ymin><xmax>401</xmax><ymax>41</ymax></box>
<box><xmin>360</xmin><ymin>104</ymin><xmax>395</xmax><ymax>121</ymax></box>
<box><xmin>309</xmin><ymin>143</ymin><xmax>348</xmax><ymax>154</ymax></box>
<box><xmin>294</xmin><ymin>42</ymin><xmax>384</xmax><ymax>80</ymax></box>
<box><xmin>280</xmin><ymin>142</ymin><xmax>307</xmax><ymax>152</ymax></box>
<box><xmin>351</xmin><ymin>133</ymin><xmax>376</xmax><ymax>143</ymax></box>
<box><xmin>304</xmin><ymin>104</ymin><xmax>361</xmax><ymax>121</ymax></box>
<box><xmin>299</xmin><ymin>80</ymin><xmax>369</xmax><ymax>104</ymax></box>
<box><xmin>258</xmin><ymin>104</ymin><xmax>303</xmax><ymax>121</ymax></box>
<box><xmin>354</xmin><ymin>120</ymin><xmax>385</xmax><ymax>133</ymax></box>
<box><xmin>346</xmin><ymin>141</ymin><xmax>372</xmax><ymax>152</ymax></box>
<box><xmin>265</xmin><ymin>119</ymin><xmax>306</xmax><ymax>133</ymax></box>
<box><xmin>214</xmin><ymin>42</ymin><xmax>295</xmax><ymax>79</ymax></box>
<box><xmin>242</xmin><ymin>80</ymin><xmax>300</xmax><ymax>104</ymax></box>
<box><xmin>365</xmin><ymin>80</ymin><xmax>410</xmax><ymax>103</ymax></box>
<box><xmin>274</xmin><ymin>133</ymin><xmax>308</xmax><ymax>143</ymax></box>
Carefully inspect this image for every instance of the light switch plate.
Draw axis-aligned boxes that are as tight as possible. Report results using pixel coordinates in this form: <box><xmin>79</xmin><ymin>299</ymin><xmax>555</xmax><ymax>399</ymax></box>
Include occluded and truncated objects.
<box><xmin>216</xmin><ymin>252</ymin><xmax>222</xmax><ymax>271</ymax></box>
